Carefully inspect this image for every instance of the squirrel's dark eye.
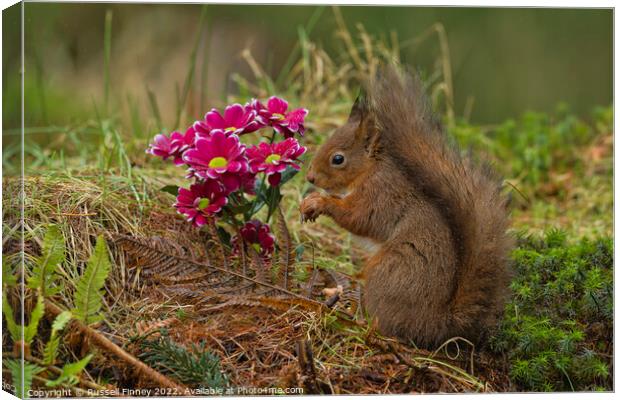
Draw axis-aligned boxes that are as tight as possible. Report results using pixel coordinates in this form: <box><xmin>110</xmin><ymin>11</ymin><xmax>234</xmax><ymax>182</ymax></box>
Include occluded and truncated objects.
<box><xmin>331</xmin><ymin>154</ymin><xmax>345</xmax><ymax>166</ymax></box>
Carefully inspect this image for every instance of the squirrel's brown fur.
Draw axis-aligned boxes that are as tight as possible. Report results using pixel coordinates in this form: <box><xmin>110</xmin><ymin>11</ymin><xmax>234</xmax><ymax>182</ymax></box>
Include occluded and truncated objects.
<box><xmin>300</xmin><ymin>65</ymin><xmax>513</xmax><ymax>348</ymax></box>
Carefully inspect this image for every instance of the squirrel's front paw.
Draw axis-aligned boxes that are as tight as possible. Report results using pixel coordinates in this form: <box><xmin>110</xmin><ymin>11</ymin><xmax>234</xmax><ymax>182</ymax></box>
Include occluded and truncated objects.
<box><xmin>300</xmin><ymin>192</ymin><xmax>325</xmax><ymax>223</ymax></box>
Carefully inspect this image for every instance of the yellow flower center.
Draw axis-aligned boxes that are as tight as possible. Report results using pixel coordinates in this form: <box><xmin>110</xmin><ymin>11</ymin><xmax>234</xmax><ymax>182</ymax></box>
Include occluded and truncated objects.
<box><xmin>208</xmin><ymin>157</ymin><xmax>228</xmax><ymax>168</ymax></box>
<box><xmin>198</xmin><ymin>198</ymin><xmax>210</xmax><ymax>210</ymax></box>
<box><xmin>272</xmin><ymin>113</ymin><xmax>285</xmax><ymax>120</ymax></box>
<box><xmin>265</xmin><ymin>154</ymin><xmax>281</xmax><ymax>164</ymax></box>
<box><xmin>225</xmin><ymin>126</ymin><xmax>237</xmax><ymax>132</ymax></box>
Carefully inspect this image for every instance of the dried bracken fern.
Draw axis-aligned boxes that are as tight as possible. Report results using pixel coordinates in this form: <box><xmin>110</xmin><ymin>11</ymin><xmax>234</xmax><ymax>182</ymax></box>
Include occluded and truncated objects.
<box><xmin>112</xmin><ymin>233</ymin><xmax>312</xmax><ymax>301</ymax></box>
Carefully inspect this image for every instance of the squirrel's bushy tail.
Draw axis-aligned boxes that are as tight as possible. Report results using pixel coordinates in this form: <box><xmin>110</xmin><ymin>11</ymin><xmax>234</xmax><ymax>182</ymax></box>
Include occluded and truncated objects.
<box><xmin>367</xmin><ymin>65</ymin><xmax>513</xmax><ymax>340</ymax></box>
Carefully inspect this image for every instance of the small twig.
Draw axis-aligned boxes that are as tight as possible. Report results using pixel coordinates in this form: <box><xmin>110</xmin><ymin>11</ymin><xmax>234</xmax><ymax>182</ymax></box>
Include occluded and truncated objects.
<box><xmin>52</xmin><ymin>213</ymin><xmax>97</xmax><ymax>217</ymax></box>
<box><xmin>325</xmin><ymin>294</ymin><xmax>340</xmax><ymax>308</ymax></box>
<box><xmin>296</xmin><ymin>339</ymin><xmax>321</xmax><ymax>394</ymax></box>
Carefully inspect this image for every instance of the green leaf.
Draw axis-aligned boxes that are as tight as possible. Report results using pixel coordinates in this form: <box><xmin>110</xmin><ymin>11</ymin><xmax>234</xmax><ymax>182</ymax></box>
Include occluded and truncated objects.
<box><xmin>24</xmin><ymin>295</ymin><xmax>45</xmax><ymax>344</ymax></box>
<box><xmin>279</xmin><ymin>166</ymin><xmax>299</xmax><ymax>185</ymax></box>
<box><xmin>4</xmin><ymin>359</ymin><xmax>45</xmax><ymax>398</ymax></box>
<box><xmin>73</xmin><ymin>235</ymin><xmax>111</xmax><ymax>325</ymax></box>
<box><xmin>28</xmin><ymin>224</ymin><xmax>65</xmax><ymax>296</ymax></box>
<box><xmin>46</xmin><ymin>354</ymin><xmax>93</xmax><ymax>387</ymax></box>
<box><xmin>43</xmin><ymin>311</ymin><xmax>72</xmax><ymax>365</ymax></box>
<box><xmin>2</xmin><ymin>292</ymin><xmax>21</xmax><ymax>343</ymax></box>
<box><xmin>2</xmin><ymin>258</ymin><xmax>17</xmax><ymax>287</ymax></box>
<box><xmin>160</xmin><ymin>184</ymin><xmax>180</xmax><ymax>196</ymax></box>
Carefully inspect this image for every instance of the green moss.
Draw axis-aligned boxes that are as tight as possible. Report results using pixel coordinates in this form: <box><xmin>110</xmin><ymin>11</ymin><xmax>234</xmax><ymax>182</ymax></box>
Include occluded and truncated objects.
<box><xmin>490</xmin><ymin>230</ymin><xmax>612</xmax><ymax>391</ymax></box>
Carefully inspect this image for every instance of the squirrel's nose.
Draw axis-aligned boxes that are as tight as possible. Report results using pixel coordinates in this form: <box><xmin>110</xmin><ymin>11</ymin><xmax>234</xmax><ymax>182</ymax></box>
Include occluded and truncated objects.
<box><xmin>307</xmin><ymin>172</ymin><xmax>315</xmax><ymax>184</ymax></box>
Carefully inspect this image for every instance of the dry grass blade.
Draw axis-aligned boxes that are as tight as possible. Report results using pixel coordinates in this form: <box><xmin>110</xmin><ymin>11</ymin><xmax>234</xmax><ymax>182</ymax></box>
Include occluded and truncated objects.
<box><xmin>365</xmin><ymin>333</ymin><xmax>487</xmax><ymax>392</ymax></box>
<box><xmin>135</xmin><ymin>317</ymin><xmax>179</xmax><ymax>337</ymax></box>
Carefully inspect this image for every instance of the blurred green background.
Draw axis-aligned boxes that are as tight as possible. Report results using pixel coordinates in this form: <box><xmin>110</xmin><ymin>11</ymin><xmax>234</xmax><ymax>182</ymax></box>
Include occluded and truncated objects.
<box><xmin>2</xmin><ymin>3</ymin><xmax>612</xmax><ymax>130</ymax></box>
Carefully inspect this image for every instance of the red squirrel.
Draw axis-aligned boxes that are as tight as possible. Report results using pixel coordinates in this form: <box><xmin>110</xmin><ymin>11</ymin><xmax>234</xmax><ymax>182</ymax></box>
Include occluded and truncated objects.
<box><xmin>300</xmin><ymin>66</ymin><xmax>513</xmax><ymax>348</ymax></box>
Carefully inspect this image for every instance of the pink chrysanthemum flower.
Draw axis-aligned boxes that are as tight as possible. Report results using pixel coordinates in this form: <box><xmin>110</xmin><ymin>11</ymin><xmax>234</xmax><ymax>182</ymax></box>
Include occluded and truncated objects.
<box><xmin>252</xmin><ymin>96</ymin><xmax>309</xmax><ymax>138</ymax></box>
<box><xmin>247</xmin><ymin>138</ymin><xmax>306</xmax><ymax>186</ymax></box>
<box><xmin>174</xmin><ymin>181</ymin><xmax>228</xmax><ymax>227</ymax></box>
<box><xmin>205</xmin><ymin>103</ymin><xmax>261</xmax><ymax>135</ymax></box>
<box><xmin>232</xmin><ymin>220</ymin><xmax>275</xmax><ymax>258</ymax></box>
<box><xmin>182</xmin><ymin>131</ymin><xmax>249</xmax><ymax>180</ymax></box>
<box><xmin>146</xmin><ymin>126</ymin><xmax>196</xmax><ymax>165</ymax></box>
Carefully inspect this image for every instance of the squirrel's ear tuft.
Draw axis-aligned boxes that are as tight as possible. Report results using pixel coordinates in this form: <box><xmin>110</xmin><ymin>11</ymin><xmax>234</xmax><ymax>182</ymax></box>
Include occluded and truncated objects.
<box><xmin>349</xmin><ymin>90</ymin><xmax>380</xmax><ymax>157</ymax></box>
<box><xmin>348</xmin><ymin>89</ymin><xmax>369</xmax><ymax>123</ymax></box>
<box><xmin>349</xmin><ymin>88</ymin><xmax>380</xmax><ymax>156</ymax></box>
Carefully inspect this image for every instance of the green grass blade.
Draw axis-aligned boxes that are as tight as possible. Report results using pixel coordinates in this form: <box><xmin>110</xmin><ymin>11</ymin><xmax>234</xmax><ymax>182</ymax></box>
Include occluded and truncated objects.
<box><xmin>146</xmin><ymin>86</ymin><xmax>163</xmax><ymax>132</ymax></box>
<box><xmin>103</xmin><ymin>9</ymin><xmax>113</xmax><ymax>115</ymax></box>
<box><xmin>275</xmin><ymin>6</ymin><xmax>325</xmax><ymax>87</ymax></box>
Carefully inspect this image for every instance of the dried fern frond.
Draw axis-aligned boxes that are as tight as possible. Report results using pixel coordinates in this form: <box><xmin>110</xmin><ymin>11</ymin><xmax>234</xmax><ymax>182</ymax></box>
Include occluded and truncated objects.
<box><xmin>113</xmin><ymin>234</ymin><xmax>309</xmax><ymax>300</ymax></box>
<box><xmin>199</xmin><ymin>296</ymin><xmax>324</xmax><ymax>316</ymax></box>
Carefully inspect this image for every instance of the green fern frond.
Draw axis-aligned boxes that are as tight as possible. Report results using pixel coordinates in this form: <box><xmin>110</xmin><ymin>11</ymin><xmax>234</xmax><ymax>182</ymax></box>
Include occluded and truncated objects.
<box><xmin>52</xmin><ymin>310</ymin><xmax>73</xmax><ymax>331</ymax></box>
<box><xmin>3</xmin><ymin>359</ymin><xmax>45</xmax><ymax>398</ymax></box>
<box><xmin>2</xmin><ymin>292</ymin><xmax>22</xmax><ymax>343</ymax></box>
<box><xmin>43</xmin><ymin>311</ymin><xmax>73</xmax><ymax>365</ymax></box>
<box><xmin>2</xmin><ymin>258</ymin><xmax>17</xmax><ymax>287</ymax></box>
<box><xmin>24</xmin><ymin>295</ymin><xmax>45</xmax><ymax>344</ymax></box>
<box><xmin>44</xmin><ymin>335</ymin><xmax>62</xmax><ymax>366</ymax></box>
<box><xmin>46</xmin><ymin>354</ymin><xmax>93</xmax><ymax>387</ymax></box>
<box><xmin>73</xmin><ymin>235</ymin><xmax>111</xmax><ymax>325</ymax></box>
<box><xmin>28</xmin><ymin>224</ymin><xmax>65</xmax><ymax>296</ymax></box>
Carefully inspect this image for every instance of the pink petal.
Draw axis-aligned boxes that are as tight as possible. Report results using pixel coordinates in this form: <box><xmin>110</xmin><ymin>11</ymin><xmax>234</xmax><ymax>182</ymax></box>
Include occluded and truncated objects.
<box><xmin>195</xmin><ymin>214</ymin><xmax>208</xmax><ymax>227</ymax></box>
<box><xmin>267</xmin><ymin>96</ymin><xmax>288</xmax><ymax>114</ymax></box>
<box><xmin>223</xmin><ymin>104</ymin><xmax>245</xmax><ymax>126</ymax></box>
<box><xmin>193</xmin><ymin>120</ymin><xmax>211</xmax><ymax>136</ymax></box>
<box><xmin>206</xmin><ymin>109</ymin><xmax>227</xmax><ymax>129</ymax></box>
